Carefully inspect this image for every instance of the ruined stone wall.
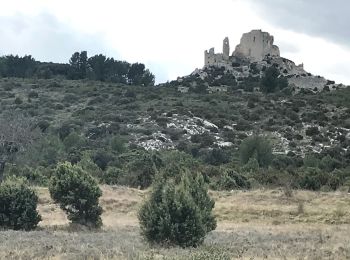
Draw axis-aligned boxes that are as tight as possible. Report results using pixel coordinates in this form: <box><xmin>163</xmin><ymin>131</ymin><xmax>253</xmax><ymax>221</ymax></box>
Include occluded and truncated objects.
<box><xmin>233</xmin><ymin>30</ymin><xmax>280</xmax><ymax>61</ymax></box>
<box><xmin>204</xmin><ymin>48</ymin><xmax>226</xmax><ymax>66</ymax></box>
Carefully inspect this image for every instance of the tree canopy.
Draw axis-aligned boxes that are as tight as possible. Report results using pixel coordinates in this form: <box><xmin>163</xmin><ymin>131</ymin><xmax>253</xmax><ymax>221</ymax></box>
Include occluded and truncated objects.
<box><xmin>0</xmin><ymin>52</ymin><xmax>155</xmax><ymax>86</ymax></box>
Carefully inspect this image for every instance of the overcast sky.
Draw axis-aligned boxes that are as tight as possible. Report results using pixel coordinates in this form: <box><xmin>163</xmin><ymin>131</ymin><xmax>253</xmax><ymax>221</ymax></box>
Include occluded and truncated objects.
<box><xmin>0</xmin><ymin>0</ymin><xmax>349</xmax><ymax>84</ymax></box>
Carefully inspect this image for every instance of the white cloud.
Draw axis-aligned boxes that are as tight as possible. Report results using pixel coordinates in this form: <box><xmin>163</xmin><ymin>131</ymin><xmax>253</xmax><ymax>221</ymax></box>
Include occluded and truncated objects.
<box><xmin>0</xmin><ymin>0</ymin><xmax>349</xmax><ymax>85</ymax></box>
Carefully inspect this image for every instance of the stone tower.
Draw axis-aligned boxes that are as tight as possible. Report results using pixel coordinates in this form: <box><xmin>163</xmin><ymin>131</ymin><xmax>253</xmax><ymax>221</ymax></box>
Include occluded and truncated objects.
<box><xmin>223</xmin><ymin>37</ymin><xmax>230</xmax><ymax>60</ymax></box>
<box><xmin>233</xmin><ymin>30</ymin><xmax>280</xmax><ymax>61</ymax></box>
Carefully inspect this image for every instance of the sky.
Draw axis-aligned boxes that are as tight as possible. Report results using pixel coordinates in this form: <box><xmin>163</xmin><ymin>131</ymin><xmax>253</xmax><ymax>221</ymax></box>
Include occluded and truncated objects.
<box><xmin>0</xmin><ymin>0</ymin><xmax>349</xmax><ymax>85</ymax></box>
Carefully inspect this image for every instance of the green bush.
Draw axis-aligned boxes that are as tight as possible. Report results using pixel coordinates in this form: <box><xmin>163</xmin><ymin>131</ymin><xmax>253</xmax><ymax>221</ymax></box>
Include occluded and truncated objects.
<box><xmin>191</xmin><ymin>132</ymin><xmax>215</xmax><ymax>148</ymax></box>
<box><xmin>239</xmin><ymin>136</ymin><xmax>273</xmax><ymax>167</ymax></box>
<box><xmin>14</xmin><ymin>96</ymin><xmax>23</xmax><ymax>105</ymax></box>
<box><xmin>110</xmin><ymin>136</ymin><xmax>127</xmax><ymax>153</ymax></box>
<box><xmin>92</xmin><ymin>150</ymin><xmax>114</xmax><ymax>171</ymax></box>
<box><xmin>303</xmin><ymin>154</ymin><xmax>320</xmax><ymax>168</ymax></box>
<box><xmin>49</xmin><ymin>162</ymin><xmax>103</xmax><ymax>228</ymax></box>
<box><xmin>298</xmin><ymin>167</ymin><xmax>340</xmax><ymax>191</ymax></box>
<box><xmin>19</xmin><ymin>135</ymin><xmax>65</xmax><ymax>167</ymax></box>
<box><xmin>160</xmin><ymin>150</ymin><xmax>200</xmax><ymax>181</ymax></box>
<box><xmin>37</xmin><ymin>120</ymin><xmax>50</xmax><ymax>132</ymax></box>
<box><xmin>102</xmin><ymin>167</ymin><xmax>123</xmax><ymax>185</ymax></box>
<box><xmin>202</xmin><ymin>148</ymin><xmax>230</xmax><ymax>166</ymax></box>
<box><xmin>242</xmin><ymin>157</ymin><xmax>260</xmax><ymax>172</ymax></box>
<box><xmin>271</xmin><ymin>155</ymin><xmax>295</xmax><ymax>170</ymax></box>
<box><xmin>4</xmin><ymin>165</ymin><xmax>50</xmax><ymax>186</ymax></box>
<box><xmin>63</xmin><ymin>132</ymin><xmax>86</xmax><ymax>151</ymax></box>
<box><xmin>28</xmin><ymin>91</ymin><xmax>39</xmax><ymax>98</ymax></box>
<box><xmin>119</xmin><ymin>152</ymin><xmax>159</xmax><ymax>189</ymax></box>
<box><xmin>319</xmin><ymin>155</ymin><xmax>340</xmax><ymax>172</ymax></box>
<box><xmin>76</xmin><ymin>153</ymin><xmax>103</xmax><ymax>179</ymax></box>
<box><xmin>138</xmin><ymin>172</ymin><xmax>216</xmax><ymax>247</ymax></box>
<box><xmin>216</xmin><ymin>170</ymin><xmax>251</xmax><ymax>190</ymax></box>
<box><xmin>0</xmin><ymin>177</ymin><xmax>41</xmax><ymax>230</ymax></box>
<box><xmin>305</xmin><ymin>126</ymin><xmax>320</xmax><ymax>136</ymax></box>
<box><xmin>260</xmin><ymin>66</ymin><xmax>288</xmax><ymax>93</ymax></box>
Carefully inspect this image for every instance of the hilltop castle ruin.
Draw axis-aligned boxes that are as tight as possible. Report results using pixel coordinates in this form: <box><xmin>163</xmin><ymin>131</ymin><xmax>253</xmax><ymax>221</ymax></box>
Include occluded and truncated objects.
<box><xmin>204</xmin><ymin>30</ymin><xmax>281</xmax><ymax>66</ymax></box>
<box><xmin>199</xmin><ymin>29</ymin><xmax>344</xmax><ymax>92</ymax></box>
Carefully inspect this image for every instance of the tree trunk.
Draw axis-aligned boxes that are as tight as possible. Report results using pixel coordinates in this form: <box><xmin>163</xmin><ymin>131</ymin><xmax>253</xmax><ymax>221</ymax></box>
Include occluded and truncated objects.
<box><xmin>0</xmin><ymin>160</ymin><xmax>5</xmax><ymax>183</ymax></box>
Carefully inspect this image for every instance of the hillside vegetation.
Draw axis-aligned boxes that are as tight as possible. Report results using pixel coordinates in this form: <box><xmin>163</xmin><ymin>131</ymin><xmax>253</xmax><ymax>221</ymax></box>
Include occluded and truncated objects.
<box><xmin>0</xmin><ymin>75</ymin><xmax>349</xmax><ymax>192</ymax></box>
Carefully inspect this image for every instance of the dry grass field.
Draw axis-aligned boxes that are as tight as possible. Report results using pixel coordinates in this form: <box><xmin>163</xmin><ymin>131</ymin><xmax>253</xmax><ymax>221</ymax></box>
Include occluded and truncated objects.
<box><xmin>1</xmin><ymin>186</ymin><xmax>350</xmax><ymax>259</ymax></box>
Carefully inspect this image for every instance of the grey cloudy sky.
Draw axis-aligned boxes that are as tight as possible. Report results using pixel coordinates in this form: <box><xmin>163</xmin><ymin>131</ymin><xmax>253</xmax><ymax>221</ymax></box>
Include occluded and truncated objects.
<box><xmin>248</xmin><ymin>0</ymin><xmax>350</xmax><ymax>47</ymax></box>
<box><xmin>0</xmin><ymin>0</ymin><xmax>349</xmax><ymax>84</ymax></box>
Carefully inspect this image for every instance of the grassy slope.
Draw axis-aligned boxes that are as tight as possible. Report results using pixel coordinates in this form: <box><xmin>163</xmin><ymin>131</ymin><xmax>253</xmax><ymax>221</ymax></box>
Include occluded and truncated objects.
<box><xmin>0</xmin><ymin>187</ymin><xmax>350</xmax><ymax>259</ymax></box>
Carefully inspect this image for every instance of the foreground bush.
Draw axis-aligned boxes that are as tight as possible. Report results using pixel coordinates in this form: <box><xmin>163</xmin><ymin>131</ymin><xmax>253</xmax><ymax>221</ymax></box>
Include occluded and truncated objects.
<box><xmin>0</xmin><ymin>177</ymin><xmax>41</xmax><ymax>230</ymax></box>
<box><xmin>49</xmin><ymin>162</ymin><xmax>102</xmax><ymax>228</ymax></box>
<box><xmin>138</xmin><ymin>172</ymin><xmax>216</xmax><ymax>247</ymax></box>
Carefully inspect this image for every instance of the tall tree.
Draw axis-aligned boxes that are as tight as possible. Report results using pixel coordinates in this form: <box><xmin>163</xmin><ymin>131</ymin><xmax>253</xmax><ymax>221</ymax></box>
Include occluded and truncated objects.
<box><xmin>79</xmin><ymin>51</ymin><xmax>88</xmax><ymax>79</ymax></box>
<box><xmin>0</xmin><ymin>55</ymin><xmax>36</xmax><ymax>78</ymax></box>
<box><xmin>88</xmin><ymin>54</ymin><xmax>107</xmax><ymax>81</ymax></box>
<box><xmin>127</xmin><ymin>63</ymin><xmax>145</xmax><ymax>85</ymax></box>
<box><xmin>68</xmin><ymin>52</ymin><xmax>81</xmax><ymax>79</ymax></box>
<box><xmin>141</xmin><ymin>69</ymin><xmax>155</xmax><ymax>86</ymax></box>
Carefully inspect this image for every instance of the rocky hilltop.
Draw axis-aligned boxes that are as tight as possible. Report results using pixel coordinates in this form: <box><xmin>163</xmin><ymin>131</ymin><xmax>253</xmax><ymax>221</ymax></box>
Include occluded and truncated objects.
<box><xmin>178</xmin><ymin>30</ymin><xmax>346</xmax><ymax>93</ymax></box>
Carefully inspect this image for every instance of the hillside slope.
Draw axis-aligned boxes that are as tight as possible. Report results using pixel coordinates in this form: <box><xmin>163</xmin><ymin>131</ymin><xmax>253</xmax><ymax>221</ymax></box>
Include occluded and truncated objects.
<box><xmin>0</xmin><ymin>77</ymin><xmax>349</xmax><ymax>190</ymax></box>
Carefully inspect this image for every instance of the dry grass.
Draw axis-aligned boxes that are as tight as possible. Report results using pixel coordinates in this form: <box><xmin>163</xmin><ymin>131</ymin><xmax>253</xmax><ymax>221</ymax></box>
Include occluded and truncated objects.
<box><xmin>211</xmin><ymin>189</ymin><xmax>350</xmax><ymax>225</ymax></box>
<box><xmin>1</xmin><ymin>187</ymin><xmax>350</xmax><ymax>259</ymax></box>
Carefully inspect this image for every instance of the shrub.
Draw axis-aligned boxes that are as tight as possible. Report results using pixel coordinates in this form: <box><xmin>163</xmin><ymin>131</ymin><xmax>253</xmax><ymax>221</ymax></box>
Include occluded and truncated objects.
<box><xmin>239</xmin><ymin>136</ymin><xmax>273</xmax><ymax>167</ymax></box>
<box><xmin>110</xmin><ymin>136</ymin><xmax>127</xmax><ymax>153</ymax></box>
<box><xmin>216</xmin><ymin>170</ymin><xmax>251</xmax><ymax>190</ymax></box>
<box><xmin>14</xmin><ymin>97</ymin><xmax>23</xmax><ymax>105</ymax></box>
<box><xmin>28</xmin><ymin>91</ymin><xmax>39</xmax><ymax>98</ymax></box>
<box><xmin>58</xmin><ymin>123</ymin><xmax>73</xmax><ymax>140</ymax></box>
<box><xmin>49</xmin><ymin>162</ymin><xmax>103</xmax><ymax>228</ymax></box>
<box><xmin>18</xmin><ymin>135</ymin><xmax>65</xmax><ymax>167</ymax></box>
<box><xmin>37</xmin><ymin>120</ymin><xmax>50</xmax><ymax>132</ymax></box>
<box><xmin>305</xmin><ymin>126</ymin><xmax>320</xmax><ymax>136</ymax></box>
<box><xmin>242</xmin><ymin>157</ymin><xmax>260</xmax><ymax>172</ymax></box>
<box><xmin>119</xmin><ymin>152</ymin><xmax>160</xmax><ymax>189</ymax></box>
<box><xmin>3</xmin><ymin>83</ymin><xmax>14</xmax><ymax>91</ymax></box>
<box><xmin>63</xmin><ymin>132</ymin><xmax>86</xmax><ymax>151</ymax></box>
<box><xmin>260</xmin><ymin>66</ymin><xmax>288</xmax><ymax>93</ymax></box>
<box><xmin>319</xmin><ymin>155</ymin><xmax>340</xmax><ymax>172</ymax></box>
<box><xmin>138</xmin><ymin>172</ymin><xmax>216</xmax><ymax>247</ymax></box>
<box><xmin>102</xmin><ymin>167</ymin><xmax>123</xmax><ymax>185</ymax></box>
<box><xmin>4</xmin><ymin>165</ymin><xmax>50</xmax><ymax>186</ymax></box>
<box><xmin>92</xmin><ymin>150</ymin><xmax>114</xmax><ymax>171</ymax></box>
<box><xmin>77</xmin><ymin>153</ymin><xmax>103</xmax><ymax>179</ymax></box>
<box><xmin>191</xmin><ymin>132</ymin><xmax>215</xmax><ymax>148</ymax></box>
<box><xmin>298</xmin><ymin>167</ymin><xmax>340</xmax><ymax>191</ymax></box>
<box><xmin>272</xmin><ymin>155</ymin><xmax>295</xmax><ymax>170</ymax></box>
<box><xmin>303</xmin><ymin>154</ymin><xmax>320</xmax><ymax>168</ymax></box>
<box><xmin>203</xmin><ymin>148</ymin><xmax>230</xmax><ymax>166</ymax></box>
<box><xmin>0</xmin><ymin>177</ymin><xmax>41</xmax><ymax>230</ymax></box>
